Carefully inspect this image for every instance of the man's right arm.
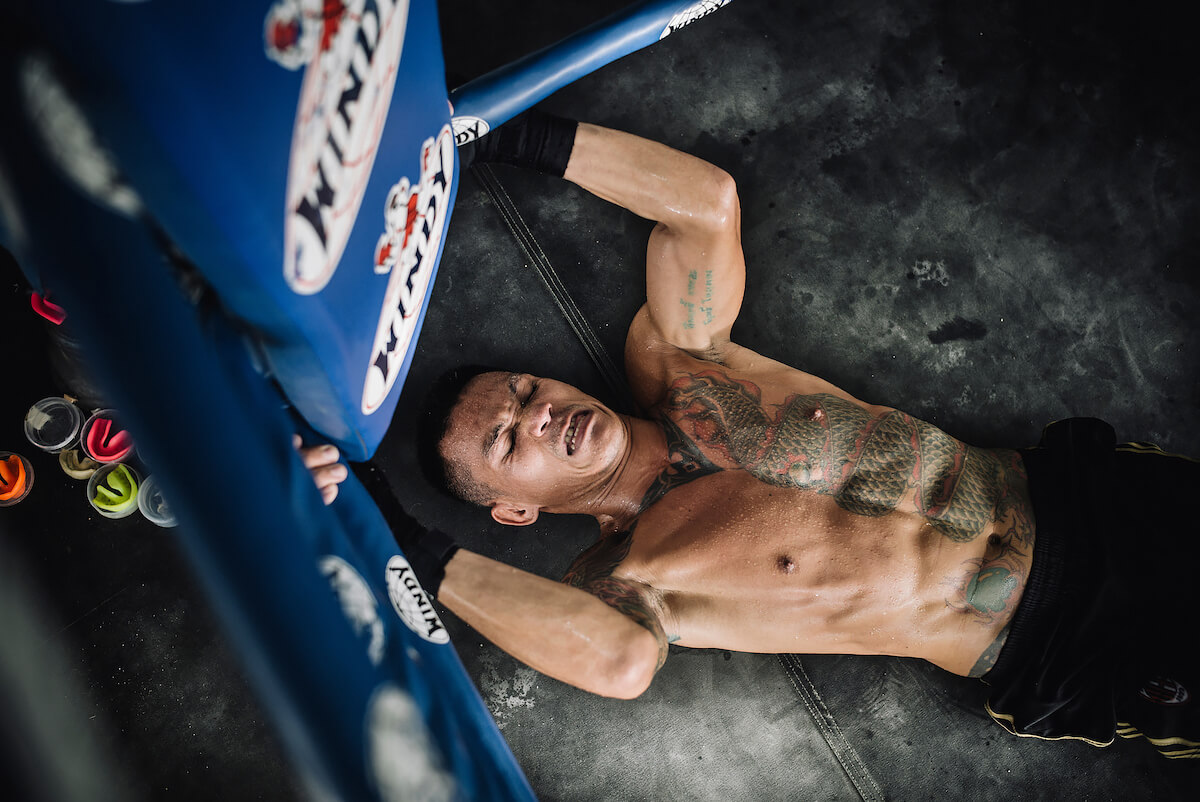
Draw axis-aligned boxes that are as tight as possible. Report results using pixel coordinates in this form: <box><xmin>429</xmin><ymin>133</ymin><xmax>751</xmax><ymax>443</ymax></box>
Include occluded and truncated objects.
<box><xmin>438</xmin><ymin>545</ymin><xmax>668</xmax><ymax>699</ymax></box>
<box><xmin>464</xmin><ymin>113</ymin><xmax>747</xmax><ymax>395</ymax></box>
<box><xmin>301</xmin><ymin>405</ymin><xmax>666</xmax><ymax>698</ymax></box>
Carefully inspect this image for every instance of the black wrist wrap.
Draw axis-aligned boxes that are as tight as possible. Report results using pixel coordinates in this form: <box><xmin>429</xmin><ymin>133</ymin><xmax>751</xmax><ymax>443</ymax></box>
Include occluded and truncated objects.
<box><xmin>351</xmin><ymin>462</ymin><xmax>459</xmax><ymax>598</ymax></box>
<box><xmin>459</xmin><ymin>108</ymin><xmax>578</xmax><ymax>177</ymax></box>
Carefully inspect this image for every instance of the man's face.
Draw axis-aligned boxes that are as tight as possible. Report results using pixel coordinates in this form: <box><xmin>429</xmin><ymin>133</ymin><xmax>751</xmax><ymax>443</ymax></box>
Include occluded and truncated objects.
<box><xmin>440</xmin><ymin>371</ymin><xmax>628</xmax><ymax>520</ymax></box>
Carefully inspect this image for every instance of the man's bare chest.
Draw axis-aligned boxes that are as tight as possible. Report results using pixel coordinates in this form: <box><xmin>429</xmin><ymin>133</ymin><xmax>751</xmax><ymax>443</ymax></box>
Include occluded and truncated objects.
<box><xmin>642</xmin><ymin>367</ymin><xmax>1004</xmax><ymax>545</ymax></box>
<box><xmin>641</xmin><ymin>370</ymin><xmax>882</xmax><ymax>505</ymax></box>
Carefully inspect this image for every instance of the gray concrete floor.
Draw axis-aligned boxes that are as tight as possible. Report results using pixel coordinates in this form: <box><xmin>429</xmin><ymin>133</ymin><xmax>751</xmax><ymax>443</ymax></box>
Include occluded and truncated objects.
<box><xmin>3</xmin><ymin>0</ymin><xmax>1199</xmax><ymax>799</ymax></box>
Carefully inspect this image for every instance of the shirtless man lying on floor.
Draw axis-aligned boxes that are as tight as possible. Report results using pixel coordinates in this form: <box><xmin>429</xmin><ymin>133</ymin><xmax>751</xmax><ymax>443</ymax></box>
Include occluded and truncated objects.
<box><xmin>302</xmin><ymin>113</ymin><xmax>1199</xmax><ymax>757</ymax></box>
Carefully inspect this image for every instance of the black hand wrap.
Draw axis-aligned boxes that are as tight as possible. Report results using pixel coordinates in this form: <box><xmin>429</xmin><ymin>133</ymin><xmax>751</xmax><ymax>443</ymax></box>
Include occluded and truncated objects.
<box><xmin>457</xmin><ymin>108</ymin><xmax>578</xmax><ymax>177</ymax></box>
<box><xmin>352</xmin><ymin>462</ymin><xmax>459</xmax><ymax>599</ymax></box>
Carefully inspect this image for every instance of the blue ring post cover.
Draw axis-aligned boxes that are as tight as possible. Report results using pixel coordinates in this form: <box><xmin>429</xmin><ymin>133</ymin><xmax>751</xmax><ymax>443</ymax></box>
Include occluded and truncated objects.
<box><xmin>22</xmin><ymin>0</ymin><xmax>461</xmax><ymax>461</ymax></box>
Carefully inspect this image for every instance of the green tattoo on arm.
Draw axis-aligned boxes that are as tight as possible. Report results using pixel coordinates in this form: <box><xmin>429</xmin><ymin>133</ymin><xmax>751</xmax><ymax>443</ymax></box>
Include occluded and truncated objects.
<box><xmin>679</xmin><ymin>298</ymin><xmax>696</xmax><ymax>329</ymax></box>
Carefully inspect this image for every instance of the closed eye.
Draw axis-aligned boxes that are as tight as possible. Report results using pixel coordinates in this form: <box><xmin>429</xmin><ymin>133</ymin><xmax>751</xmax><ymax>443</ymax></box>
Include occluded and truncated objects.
<box><xmin>506</xmin><ymin>378</ymin><xmax>539</xmax><ymax>458</ymax></box>
<box><xmin>520</xmin><ymin>378</ymin><xmax>538</xmax><ymax>406</ymax></box>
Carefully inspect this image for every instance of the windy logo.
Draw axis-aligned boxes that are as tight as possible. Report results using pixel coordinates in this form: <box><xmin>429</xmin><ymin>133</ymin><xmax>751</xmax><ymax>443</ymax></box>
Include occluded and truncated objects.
<box><xmin>362</xmin><ymin>125</ymin><xmax>454</xmax><ymax>414</ymax></box>
<box><xmin>269</xmin><ymin>0</ymin><xmax>410</xmax><ymax>294</ymax></box>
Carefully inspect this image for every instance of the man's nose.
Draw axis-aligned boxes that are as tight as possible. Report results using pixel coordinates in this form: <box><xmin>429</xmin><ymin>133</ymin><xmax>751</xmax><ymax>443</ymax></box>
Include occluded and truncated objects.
<box><xmin>525</xmin><ymin>401</ymin><xmax>553</xmax><ymax>437</ymax></box>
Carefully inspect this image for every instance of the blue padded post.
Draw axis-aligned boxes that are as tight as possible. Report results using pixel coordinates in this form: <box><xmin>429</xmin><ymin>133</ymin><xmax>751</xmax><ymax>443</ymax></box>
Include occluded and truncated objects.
<box><xmin>449</xmin><ymin>0</ymin><xmax>735</xmax><ymax>143</ymax></box>
<box><xmin>15</xmin><ymin>0</ymin><xmax>462</xmax><ymax>461</ymax></box>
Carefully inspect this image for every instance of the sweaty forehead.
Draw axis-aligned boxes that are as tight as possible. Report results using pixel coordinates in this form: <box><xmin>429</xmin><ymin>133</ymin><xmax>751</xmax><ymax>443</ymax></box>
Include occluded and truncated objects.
<box><xmin>457</xmin><ymin>371</ymin><xmax>509</xmax><ymax>400</ymax></box>
<box><xmin>442</xmin><ymin>372</ymin><xmax>514</xmax><ymax>455</ymax></box>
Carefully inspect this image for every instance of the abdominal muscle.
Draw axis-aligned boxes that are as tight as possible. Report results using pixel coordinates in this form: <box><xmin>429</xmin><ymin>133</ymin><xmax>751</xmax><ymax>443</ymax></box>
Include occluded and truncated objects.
<box><xmin>622</xmin><ymin>473</ymin><xmax>1029</xmax><ymax>675</ymax></box>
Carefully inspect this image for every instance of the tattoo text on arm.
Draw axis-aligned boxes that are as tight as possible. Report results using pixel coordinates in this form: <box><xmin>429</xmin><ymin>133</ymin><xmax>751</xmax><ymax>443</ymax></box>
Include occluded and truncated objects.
<box><xmin>678</xmin><ymin>269</ymin><xmax>715</xmax><ymax>330</ymax></box>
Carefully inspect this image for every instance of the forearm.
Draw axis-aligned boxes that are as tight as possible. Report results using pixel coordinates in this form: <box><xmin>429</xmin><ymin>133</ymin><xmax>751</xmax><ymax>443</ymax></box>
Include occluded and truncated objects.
<box><xmin>438</xmin><ymin>549</ymin><xmax>661</xmax><ymax>698</ymax></box>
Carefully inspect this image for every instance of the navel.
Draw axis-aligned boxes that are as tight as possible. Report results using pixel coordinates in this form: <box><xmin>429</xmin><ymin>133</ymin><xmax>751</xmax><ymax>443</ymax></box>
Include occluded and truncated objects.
<box><xmin>775</xmin><ymin>554</ymin><xmax>796</xmax><ymax>574</ymax></box>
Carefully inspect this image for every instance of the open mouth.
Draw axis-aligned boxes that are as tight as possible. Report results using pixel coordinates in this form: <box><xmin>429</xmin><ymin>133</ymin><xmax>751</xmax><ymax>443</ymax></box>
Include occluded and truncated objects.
<box><xmin>564</xmin><ymin>411</ymin><xmax>590</xmax><ymax>456</ymax></box>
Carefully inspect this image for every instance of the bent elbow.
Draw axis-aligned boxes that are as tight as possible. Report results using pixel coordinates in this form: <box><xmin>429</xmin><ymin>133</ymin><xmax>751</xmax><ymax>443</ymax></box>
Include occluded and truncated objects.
<box><xmin>602</xmin><ymin>664</ymin><xmax>654</xmax><ymax>700</ymax></box>
<box><xmin>702</xmin><ymin>168</ymin><xmax>740</xmax><ymax>232</ymax></box>
<box><xmin>661</xmin><ymin>165</ymin><xmax>740</xmax><ymax>237</ymax></box>
<box><xmin>595</xmin><ymin>631</ymin><xmax>661</xmax><ymax>700</ymax></box>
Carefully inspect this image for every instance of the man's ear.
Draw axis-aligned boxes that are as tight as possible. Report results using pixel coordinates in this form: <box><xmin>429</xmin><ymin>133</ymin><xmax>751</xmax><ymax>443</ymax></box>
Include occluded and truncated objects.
<box><xmin>490</xmin><ymin>501</ymin><xmax>540</xmax><ymax>526</ymax></box>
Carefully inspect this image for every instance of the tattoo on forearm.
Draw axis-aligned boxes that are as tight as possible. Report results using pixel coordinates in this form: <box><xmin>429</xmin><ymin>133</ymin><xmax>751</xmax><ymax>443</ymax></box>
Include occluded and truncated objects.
<box><xmin>660</xmin><ymin>370</ymin><xmax>1012</xmax><ymax>542</ymax></box>
<box><xmin>562</xmin><ymin>526</ymin><xmax>671</xmax><ymax>671</ymax></box>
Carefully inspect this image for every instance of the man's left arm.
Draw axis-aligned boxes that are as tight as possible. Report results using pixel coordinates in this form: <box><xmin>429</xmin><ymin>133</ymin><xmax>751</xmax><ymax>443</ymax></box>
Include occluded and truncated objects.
<box><xmin>461</xmin><ymin>111</ymin><xmax>746</xmax><ymax>356</ymax></box>
<box><xmin>562</xmin><ymin>123</ymin><xmax>746</xmax><ymax>356</ymax></box>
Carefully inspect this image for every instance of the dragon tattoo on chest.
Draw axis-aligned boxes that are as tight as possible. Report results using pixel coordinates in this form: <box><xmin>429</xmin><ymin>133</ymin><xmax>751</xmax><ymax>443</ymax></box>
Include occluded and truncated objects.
<box><xmin>641</xmin><ymin>370</ymin><xmax>1012</xmax><ymax>543</ymax></box>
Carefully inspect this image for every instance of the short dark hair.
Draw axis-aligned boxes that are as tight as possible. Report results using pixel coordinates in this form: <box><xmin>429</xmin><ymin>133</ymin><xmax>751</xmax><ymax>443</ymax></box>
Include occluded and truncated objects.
<box><xmin>415</xmin><ymin>364</ymin><xmax>503</xmax><ymax>506</ymax></box>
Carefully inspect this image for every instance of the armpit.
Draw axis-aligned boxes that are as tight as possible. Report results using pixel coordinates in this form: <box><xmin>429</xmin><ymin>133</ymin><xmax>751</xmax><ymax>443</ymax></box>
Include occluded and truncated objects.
<box><xmin>561</xmin><ymin>529</ymin><xmax>635</xmax><ymax>589</ymax></box>
<box><xmin>682</xmin><ymin>342</ymin><xmax>729</xmax><ymax>365</ymax></box>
